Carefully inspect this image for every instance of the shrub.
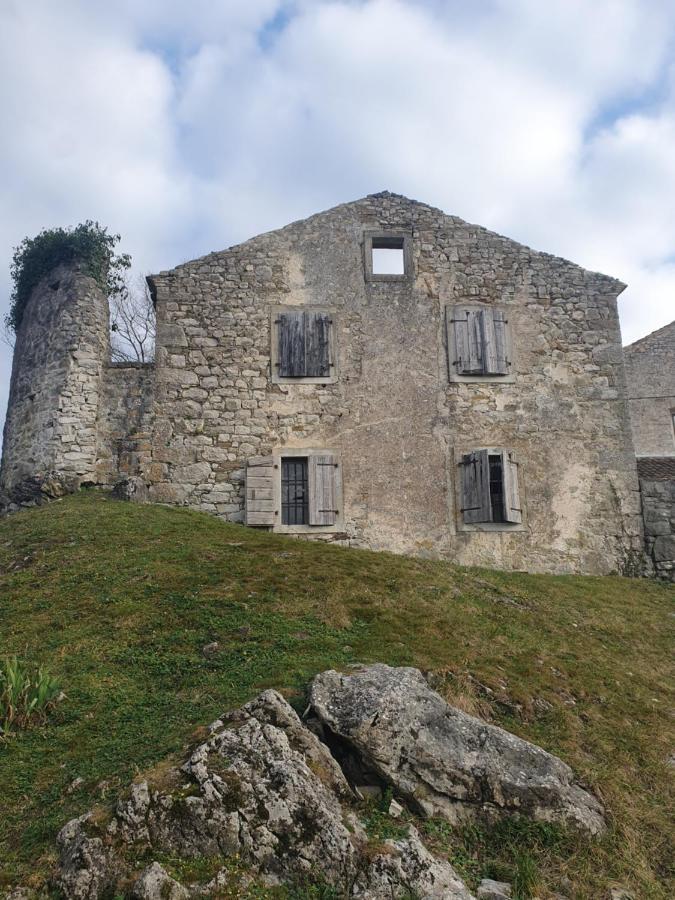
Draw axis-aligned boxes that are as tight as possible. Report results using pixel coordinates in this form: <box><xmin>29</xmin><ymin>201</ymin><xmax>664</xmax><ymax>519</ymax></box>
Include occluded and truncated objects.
<box><xmin>6</xmin><ymin>220</ymin><xmax>130</xmax><ymax>333</ymax></box>
<box><xmin>0</xmin><ymin>657</ymin><xmax>61</xmax><ymax>738</ymax></box>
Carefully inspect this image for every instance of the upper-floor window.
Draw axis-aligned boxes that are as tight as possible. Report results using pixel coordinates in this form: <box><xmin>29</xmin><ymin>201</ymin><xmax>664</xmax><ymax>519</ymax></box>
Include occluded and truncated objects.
<box><xmin>364</xmin><ymin>232</ymin><xmax>412</xmax><ymax>282</ymax></box>
<box><xmin>446</xmin><ymin>305</ymin><xmax>513</xmax><ymax>382</ymax></box>
<box><xmin>271</xmin><ymin>307</ymin><xmax>337</xmax><ymax>384</ymax></box>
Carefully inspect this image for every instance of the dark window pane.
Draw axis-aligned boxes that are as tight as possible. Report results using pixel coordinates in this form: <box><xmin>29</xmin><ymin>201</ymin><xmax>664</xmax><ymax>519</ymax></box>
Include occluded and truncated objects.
<box><xmin>281</xmin><ymin>457</ymin><xmax>308</xmax><ymax>525</ymax></box>
<box><xmin>489</xmin><ymin>454</ymin><xmax>505</xmax><ymax>523</ymax></box>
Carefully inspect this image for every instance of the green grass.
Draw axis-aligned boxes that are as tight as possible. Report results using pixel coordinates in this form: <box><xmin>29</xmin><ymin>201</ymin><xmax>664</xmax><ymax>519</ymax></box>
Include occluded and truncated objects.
<box><xmin>0</xmin><ymin>491</ymin><xmax>672</xmax><ymax>898</ymax></box>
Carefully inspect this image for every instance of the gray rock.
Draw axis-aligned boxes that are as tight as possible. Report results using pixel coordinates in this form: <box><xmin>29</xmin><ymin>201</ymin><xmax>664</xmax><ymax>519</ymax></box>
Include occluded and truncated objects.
<box><xmin>131</xmin><ymin>862</ymin><xmax>188</xmax><ymax>899</ymax></box>
<box><xmin>55</xmin><ymin>814</ymin><xmax>120</xmax><ymax>900</ymax></box>
<box><xmin>477</xmin><ymin>878</ymin><xmax>513</xmax><ymax>898</ymax></box>
<box><xmin>112</xmin><ymin>476</ymin><xmax>148</xmax><ymax>503</ymax></box>
<box><xmin>310</xmin><ymin>665</ymin><xmax>606</xmax><ymax>834</ymax></box>
<box><xmin>114</xmin><ymin>689</ymin><xmax>358</xmax><ymax>888</ymax></box>
<box><xmin>351</xmin><ymin>825</ymin><xmax>475</xmax><ymax>899</ymax></box>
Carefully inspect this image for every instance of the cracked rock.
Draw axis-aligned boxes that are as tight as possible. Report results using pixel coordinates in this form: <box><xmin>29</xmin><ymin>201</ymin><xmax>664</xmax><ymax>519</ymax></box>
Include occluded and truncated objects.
<box><xmin>310</xmin><ymin>664</ymin><xmax>606</xmax><ymax>834</ymax></box>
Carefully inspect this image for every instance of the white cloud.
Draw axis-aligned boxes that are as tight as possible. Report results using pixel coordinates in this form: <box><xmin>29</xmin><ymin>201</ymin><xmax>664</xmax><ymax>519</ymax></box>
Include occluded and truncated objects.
<box><xmin>1</xmin><ymin>0</ymin><xmax>674</xmax><ymax>438</ymax></box>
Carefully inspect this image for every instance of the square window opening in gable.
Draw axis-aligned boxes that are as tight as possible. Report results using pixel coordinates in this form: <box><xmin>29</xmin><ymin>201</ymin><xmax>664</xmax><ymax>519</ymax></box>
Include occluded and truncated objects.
<box><xmin>372</xmin><ymin>236</ymin><xmax>405</xmax><ymax>275</ymax></box>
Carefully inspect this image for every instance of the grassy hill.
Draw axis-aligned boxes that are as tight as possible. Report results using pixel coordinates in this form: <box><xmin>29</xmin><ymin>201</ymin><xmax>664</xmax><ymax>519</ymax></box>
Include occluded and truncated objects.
<box><xmin>0</xmin><ymin>492</ymin><xmax>673</xmax><ymax>898</ymax></box>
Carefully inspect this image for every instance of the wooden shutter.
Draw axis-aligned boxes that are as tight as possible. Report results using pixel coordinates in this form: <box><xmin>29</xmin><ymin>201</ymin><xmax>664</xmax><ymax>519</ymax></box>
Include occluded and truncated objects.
<box><xmin>460</xmin><ymin>450</ymin><xmax>491</xmax><ymax>524</ymax></box>
<box><xmin>278</xmin><ymin>311</ymin><xmax>305</xmax><ymax>377</ymax></box>
<box><xmin>278</xmin><ymin>310</ymin><xmax>332</xmax><ymax>378</ymax></box>
<box><xmin>305</xmin><ymin>312</ymin><xmax>331</xmax><ymax>377</ymax></box>
<box><xmin>245</xmin><ymin>456</ymin><xmax>276</xmax><ymax>526</ymax></box>
<box><xmin>480</xmin><ymin>309</ymin><xmax>509</xmax><ymax>375</ymax></box>
<box><xmin>451</xmin><ymin>307</ymin><xmax>483</xmax><ymax>375</ymax></box>
<box><xmin>501</xmin><ymin>450</ymin><xmax>522</xmax><ymax>523</ymax></box>
<box><xmin>309</xmin><ymin>454</ymin><xmax>338</xmax><ymax>525</ymax></box>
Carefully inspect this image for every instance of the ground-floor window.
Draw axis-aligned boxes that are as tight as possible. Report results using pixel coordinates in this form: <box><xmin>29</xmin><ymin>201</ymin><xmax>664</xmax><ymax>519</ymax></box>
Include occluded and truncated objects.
<box><xmin>281</xmin><ymin>457</ymin><xmax>309</xmax><ymax>525</ymax></box>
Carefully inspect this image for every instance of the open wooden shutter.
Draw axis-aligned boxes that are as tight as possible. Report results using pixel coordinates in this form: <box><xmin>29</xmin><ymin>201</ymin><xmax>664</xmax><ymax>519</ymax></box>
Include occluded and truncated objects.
<box><xmin>245</xmin><ymin>456</ymin><xmax>276</xmax><ymax>526</ymax></box>
<box><xmin>460</xmin><ymin>450</ymin><xmax>491</xmax><ymax>523</ymax></box>
<box><xmin>480</xmin><ymin>309</ymin><xmax>509</xmax><ymax>375</ymax></box>
<box><xmin>305</xmin><ymin>312</ymin><xmax>331</xmax><ymax>377</ymax></box>
<box><xmin>501</xmin><ymin>450</ymin><xmax>522</xmax><ymax>523</ymax></box>
<box><xmin>278</xmin><ymin>311</ymin><xmax>305</xmax><ymax>377</ymax></box>
<box><xmin>309</xmin><ymin>454</ymin><xmax>338</xmax><ymax>525</ymax></box>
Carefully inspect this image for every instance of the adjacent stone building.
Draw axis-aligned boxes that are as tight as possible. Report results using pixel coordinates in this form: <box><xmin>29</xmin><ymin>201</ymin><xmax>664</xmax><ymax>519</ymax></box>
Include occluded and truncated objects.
<box><xmin>624</xmin><ymin>322</ymin><xmax>675</xmax><ymax>579</ymax></box>
<box><xmin>0</xmin><ymin>193</ymin><xmax>645</xmax><ymax>575</ymax></box>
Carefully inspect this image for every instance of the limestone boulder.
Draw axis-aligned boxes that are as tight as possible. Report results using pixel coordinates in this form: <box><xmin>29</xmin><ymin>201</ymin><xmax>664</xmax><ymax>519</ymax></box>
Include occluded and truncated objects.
<box><xmin>310</xmin><ymin>664</ymin><xmax>605</xmax><ymax>834</ymax></box>
<box><xmin>130</xmin><ymin>863</ymin><xmax>188</xmax><ymax>899</ymax></box>
<box><xmin>352</xmin><ymin>825</ymin><xmax>474</xmax><ymax>899</ymax></box>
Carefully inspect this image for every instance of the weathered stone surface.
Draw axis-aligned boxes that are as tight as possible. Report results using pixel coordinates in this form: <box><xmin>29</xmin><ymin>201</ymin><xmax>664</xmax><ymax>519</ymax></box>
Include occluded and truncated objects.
<box><xmin>55</xmin><ymin>815</ymin><xmax>120</xmax><ymax>900</ymax></box>
<box><xmin>352</xmin><ymin>825</ymin><xmax>474</xmax><ymax>899</ymax></box>
<box><xmin>310</xmin><ymin>665</ymin><xmax>606</xmax><ymax>834</ymax></box>
<box><xmin>477</xmin><ymin>878</ymin><xmax>513</xmax><ymax>898</ymax></box>
<box><xmin>624</xmin><ymin>322</ymin><xmax>675</xmax><ymax>458</ymax></box>
<box><xmin>111</xmin><ymin>476</ymin><xmax>149</xmax><ymax>503</ymax></box>
<box><xmin>110</xmin><ymin>690</ymin><xmax>359</xmax><ymax>890</ymax></box>
<box><xmin>130</xmin><ymin>862</ymin><xmax>188</xmax><ymax>899</ymax></box>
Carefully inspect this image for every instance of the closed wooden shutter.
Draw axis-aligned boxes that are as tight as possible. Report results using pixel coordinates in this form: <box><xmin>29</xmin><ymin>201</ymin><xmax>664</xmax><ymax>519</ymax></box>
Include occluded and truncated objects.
<box><xmin>501</xmin><ymin>450</ymin><xmax>522</xmax><ymax>523</ymax></box>
<box><xmin>480</xmin><ymin>309</ymin><xmax>509</xmax><ymax>375</ymax></box>
<box><xmin>245</xmin><ymin>456</ymin><xmax>276</xmax><ymax>526</ymax></box>
<box><xmin>461</xmin><ymin>450</ymin><xmax>491</xmax><ymax>523</ymax></box>
<box><xmin>449</xmin><ymin>306</ymin><xmax>509</xmax><ymax>376</ymax></box>
<box><xmin>450</xmin><ymin>307</ymin><xmax>483</xmax><ymax>375</ymax></box>
<box><xmin>305</xmin><ymin>312</ymin><xmax>331</xmax><ymax>377</ymax></box>
<box><xmin>309</xmin><ymin>454</ymin><xmax>338</xmax><ymax>525</ymax></box>
<box><xmin>278</xmin><ymin>311</ymin><xmax>332</xmax><ymax>377</ymax></box>
<box><xmin>278</xmin><ymin>312</ymin><xmax>305</xmax><ymax>377</ymax></box>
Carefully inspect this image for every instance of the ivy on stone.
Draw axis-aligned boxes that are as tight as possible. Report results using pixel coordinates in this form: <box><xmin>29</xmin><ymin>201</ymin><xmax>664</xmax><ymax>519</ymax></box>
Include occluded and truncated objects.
<box><xmin>6</xmin><ymin>221</ymin><xmax>131</xmax><ymax>333</ymax></box>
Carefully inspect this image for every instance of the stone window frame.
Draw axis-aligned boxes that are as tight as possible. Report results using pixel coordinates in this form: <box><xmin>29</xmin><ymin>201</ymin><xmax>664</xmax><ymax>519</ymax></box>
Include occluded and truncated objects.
<box><xmin>445</xmin><ymin>304</ymin><xmax>516</xmax><ymax>384</ymax></box>
<box><xmin>452</xmin><ymin>446</ymin><xmax>527</xmax><ymax>533</ymax></box>
<box><xmin>363</xmin><ymin>230</ymin><xmax>413</xmax><ymax>283</ymax></box>
<box><xmin>272</xmin><ymin>448</ymin><xmax>344</xmax><ymax>535</ymax></box>
<box><xmin>270</xmin><ymin>306</ymin><xmax>339</xmax><ymax>385</ymax></box>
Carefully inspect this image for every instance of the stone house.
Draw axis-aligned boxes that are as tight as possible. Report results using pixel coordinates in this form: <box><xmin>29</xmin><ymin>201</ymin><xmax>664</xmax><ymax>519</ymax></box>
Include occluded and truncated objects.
<box><xmin>624</xmin><ymin>322</ymin><xmax>675</xmax><ymax>579</ymax></box>
<box><xmin>0</xmin><ymin>193</ymin><xmax>645</xmax><ymax>575</ymax></box>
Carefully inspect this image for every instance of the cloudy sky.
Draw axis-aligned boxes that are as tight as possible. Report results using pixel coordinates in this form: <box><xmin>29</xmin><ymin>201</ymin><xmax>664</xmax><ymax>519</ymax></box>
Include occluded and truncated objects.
<box><xmin>1</xmin><ymin>0</ymin><xmax>674</xmax><ymax>434</ymax></box>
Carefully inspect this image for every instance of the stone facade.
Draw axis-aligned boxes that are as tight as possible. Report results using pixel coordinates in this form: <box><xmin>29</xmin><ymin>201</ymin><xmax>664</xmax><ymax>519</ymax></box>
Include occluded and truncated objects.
<box><xmin>0</xmin><ymin>194</ymin><xmax>646</xmax><ymax>575</ymax></box>
<box><xmin>623</xmin><ymin>322</ymin><xmax>675</xmax><ymax>580</ymax></box>
<box><xmin>624</xmin><ymin>321</ymin><xmax>675</xmax><ymax>457</ymax></box>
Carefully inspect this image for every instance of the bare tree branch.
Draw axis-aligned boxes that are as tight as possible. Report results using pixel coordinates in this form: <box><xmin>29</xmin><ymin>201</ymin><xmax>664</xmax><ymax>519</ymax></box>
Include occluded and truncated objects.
<box><xmin>109</xmin><ymin>274</ymin><xmax>156</xmax><ymax>363</ymax></box>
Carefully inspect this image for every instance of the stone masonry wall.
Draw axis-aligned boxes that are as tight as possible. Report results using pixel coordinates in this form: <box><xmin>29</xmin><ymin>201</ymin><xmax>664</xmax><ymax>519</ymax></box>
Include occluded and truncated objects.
<box><xmin>146</xmin><ymin>193</ymin><xmax>643</xmax><ymax>575</ymax></box>
<box><xmin>624</xmin><ymin>321</ymin><xmax>675</xmax><ymax>457</ymax></box>
<box><xmin>95</xmin><ymin>363</ymin><xmax>155</xmax><ymax>486</ymax></box>
<box><xmin>640</xmin><ymin>477</ymin><xmax>675</xmax><ymax>581</ymax></box>
<box><xmin>0</xmin><ymin>263</ymin><xmax>110</xmax><ymax>503</ymax></box>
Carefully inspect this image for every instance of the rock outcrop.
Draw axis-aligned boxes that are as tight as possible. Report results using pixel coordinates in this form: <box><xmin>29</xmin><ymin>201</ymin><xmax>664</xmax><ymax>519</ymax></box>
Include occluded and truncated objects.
<box><xmin>309</xmin><ymin>664</ymin><xmax>605</xmax><ymax>834</ymax></box>
<box><xmin>49</xmin><ymin>666</ymin><xmax>605</xmax><ymax>898</ymax></box>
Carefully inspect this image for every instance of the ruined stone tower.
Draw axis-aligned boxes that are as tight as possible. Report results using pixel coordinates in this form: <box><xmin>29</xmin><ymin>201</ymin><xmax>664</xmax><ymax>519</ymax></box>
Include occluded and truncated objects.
<box><xmin>0</xmin><ymin>262</ymin><xmax>110</xmax><ymax>503</ymax></box>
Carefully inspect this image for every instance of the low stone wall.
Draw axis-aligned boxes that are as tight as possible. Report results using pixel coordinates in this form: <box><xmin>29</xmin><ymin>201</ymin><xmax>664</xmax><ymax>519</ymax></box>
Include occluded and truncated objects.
<box><xmin>638</xmin><ymin>458</ymin><xmax>675</xmax><ymax>581</ymax></box>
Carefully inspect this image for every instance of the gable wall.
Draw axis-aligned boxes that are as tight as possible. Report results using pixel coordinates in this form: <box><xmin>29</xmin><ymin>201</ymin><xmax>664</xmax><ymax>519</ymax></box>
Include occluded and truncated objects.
<box><xmin>146</xmin><ymin>194</ymin><xmax>643</xmax><ymax>575</ymax></box>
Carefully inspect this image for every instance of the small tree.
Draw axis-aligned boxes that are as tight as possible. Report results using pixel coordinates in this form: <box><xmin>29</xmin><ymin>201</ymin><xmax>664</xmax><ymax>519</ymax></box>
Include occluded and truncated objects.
<box><xmin>110</xmin><ymin>274</ymin><xmax>156</xmax><ymax>363</ymax></box>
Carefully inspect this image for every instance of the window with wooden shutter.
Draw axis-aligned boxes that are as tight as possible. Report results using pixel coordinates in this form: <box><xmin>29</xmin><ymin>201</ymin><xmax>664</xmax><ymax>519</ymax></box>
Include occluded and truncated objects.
<box><xmin>276</xmin><ymin>310</ymin><xmax>332</xmax><ymax>379</ymax></box>
<box><xmin>460</xmin><ymin>450</ymin><xmax>491</xmax><ymax>524</ymax></box>
<box><xmin>448</xmin><ymin>306</ymin><xmax>511</xmax><ymax>379</ymax></box>
<box><xmin>308</xmin><ymin>454</ymin><xmax>338</xmax><ymax>525</ymax></box>
<box><xmin>460</xmin><ymin>449</ymin><xmax>522</xmax><ymax>526</ymax></box>
<box><xmin>245</xmin><ymin>456</ymin><xmax>276</xmax><ymax>526</ymax></box>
